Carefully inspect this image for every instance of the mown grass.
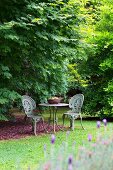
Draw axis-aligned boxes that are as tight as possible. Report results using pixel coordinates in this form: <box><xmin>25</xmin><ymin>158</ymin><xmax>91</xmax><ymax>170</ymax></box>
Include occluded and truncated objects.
<box><xmin>0</xmin><ymin>108</ymin><xmax>113</xmax><ymax>170</ymax></box>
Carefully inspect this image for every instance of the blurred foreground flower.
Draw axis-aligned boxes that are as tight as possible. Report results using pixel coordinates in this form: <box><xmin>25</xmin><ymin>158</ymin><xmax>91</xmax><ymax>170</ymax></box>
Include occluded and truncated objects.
<box><xmin>103</xmin><ymin>119</ymin><xmax>107</xmax><ymax>126</ymax></box>
<box><xmin>68</xmin><ymin>155</ymin><xmax>73</xmax><ymax>165</ymax></box>
<box><xmin>88</xmin><ymin>134</ymin><xmax>92</xmax><ymax>142</ymax></box>
<box><xmin>44</xmin><ymin>162</ymin><xmax>51</xmax><ymax>170</ymax></box>
<box><xmin>68</xmin><ymin>155</ymin><xmax>73</xmax><ymax>170</ymax></box>
<box><xmin>38</xmin><ymin>121</ymin><xmax>113</xmax><ymax>170</ymax></box>
<box><xmin>51</xmin><ymin>134</ymin><xmax>55</xmax><ymax>144</ymax></box>
<box><xmin>97</xmin><ymin>121</ymin><xmax>101</xmax><ymax>128</ymax></box>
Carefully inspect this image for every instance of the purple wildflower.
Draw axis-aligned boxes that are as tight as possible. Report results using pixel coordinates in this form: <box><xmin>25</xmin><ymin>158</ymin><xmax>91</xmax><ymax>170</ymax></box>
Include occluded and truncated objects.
<box><xmin>88</xmin><ymin>134</ymin><xmax>92</xmax><ymax>142</ymax></box>
<box><xmin>68</xmin><ymin>164</ymin><xmax>73</xmax><ymax>170</ymax></box>
<box><xmin>103</xmin><ymin>119</ymin><xmax>107</xmax><ymax>126</ymax></box>
<box><xmin>68</xmin><ymin>155</ymin><xmax>73</xmax><ymax>165</ymax></box>
<box><xmin>51</xmin><ymin>134</ymin><xmax>55</xmax><ymax>144</ymax></box>
<box><xmin>97</xmin><ymin>121</ymin><xmax>101</xmax><ymax>128</ymax></box>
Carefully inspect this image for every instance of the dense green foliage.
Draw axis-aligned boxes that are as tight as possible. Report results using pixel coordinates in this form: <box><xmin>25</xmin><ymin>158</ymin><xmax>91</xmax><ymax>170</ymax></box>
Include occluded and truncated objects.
<box><xmin>0</xmin><ymin>0</ymin><xmax>113</xmax><ymax>117</ymax></box>
<box><xmin>0</xmin><ymin>0</ymin><xmax>81</xmax><ymax>115</ymax></box>
<box><xmin>77</xmin><ymin>0</ymin><xmax>113</xmax><ymax>117</ymax></box>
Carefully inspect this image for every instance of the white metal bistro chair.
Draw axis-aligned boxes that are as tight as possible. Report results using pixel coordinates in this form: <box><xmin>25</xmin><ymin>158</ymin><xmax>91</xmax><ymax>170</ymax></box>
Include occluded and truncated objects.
<box><xmin>63</xmin><ymin>94</ymin><xmax>84</xmax><ymax>130</ymax></box>
<box><xmin>22</xmin><ymin>95</ymin><xmax>45</xmax><ymax>135</ymax></box>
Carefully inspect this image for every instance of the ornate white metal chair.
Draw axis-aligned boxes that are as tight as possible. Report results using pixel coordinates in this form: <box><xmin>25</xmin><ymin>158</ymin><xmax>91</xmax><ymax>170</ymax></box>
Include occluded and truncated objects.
<box><xmin>63</xmin><ymin>94</ymin><xmax>84</xmax><ymax>130</ymax></box>
<box><xmin>22</xmin><ymin>95</ymin><xmax>45</xmax><ymax>135</ymax></box>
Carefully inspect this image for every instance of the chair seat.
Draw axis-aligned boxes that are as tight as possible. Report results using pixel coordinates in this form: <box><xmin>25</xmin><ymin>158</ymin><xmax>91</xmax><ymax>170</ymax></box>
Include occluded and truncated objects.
<box><xmin>27</xmin><ymin>114</ymin><xmax>42</xmax><ymax>120</ymax></box>
<box><xmin>64</xmin><ymin>110</ymin><xmax>79</xmax><ymax>118</ymax></box>
<box><xmin>32</xmin><ymin>111</ymin><xmax>42</xmax><ymax>116</ymax></box>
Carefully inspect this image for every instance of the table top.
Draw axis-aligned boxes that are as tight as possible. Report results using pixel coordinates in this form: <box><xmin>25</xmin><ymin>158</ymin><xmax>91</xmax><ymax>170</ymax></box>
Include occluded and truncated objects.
<box><xmin>39</xmin><ymin>103</ymin><xmax>69</xmax><ymax>107</ymax></box>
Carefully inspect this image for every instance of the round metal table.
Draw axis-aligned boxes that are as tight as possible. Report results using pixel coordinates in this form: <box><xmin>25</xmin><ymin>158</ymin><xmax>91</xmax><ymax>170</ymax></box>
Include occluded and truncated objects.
<box><xmin>39</xmin><ymin>103</ymin><xmax>69</xmax><ymax>132</ymax></box>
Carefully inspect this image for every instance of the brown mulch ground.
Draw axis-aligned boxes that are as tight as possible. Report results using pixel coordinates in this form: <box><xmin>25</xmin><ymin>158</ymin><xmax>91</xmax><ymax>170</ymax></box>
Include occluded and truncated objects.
<box><xmin>0</xmin><ymin>115</ymin><xmax>63</xmax><ymax>140</ymax></box>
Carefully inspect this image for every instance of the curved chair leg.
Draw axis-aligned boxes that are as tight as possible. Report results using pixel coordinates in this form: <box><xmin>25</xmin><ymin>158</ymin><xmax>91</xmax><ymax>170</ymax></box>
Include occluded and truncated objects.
<box><xmin>62</xmin><ymin>114</ymin><xmax>66</xmax><ymax>126</ymax></box>
<box><xmin>34</xmin><ymin>120</ymin><xmax>37</xmax><ymax>136</ymax></box>
<box><xmin>69</xmin><ymin>118</ymin><xmax>72</xmax><ymax>128</ymax></box>
<box><xmin>80</xmin><ymin>115</ymin><xmax>85</xmax><ymax>130</ymax></box>
<box><xmin>31</xmin><ymin>119</ymin><xmax>34</xmax><ymax>131</ymax></box>
<box><xmin>71</xmin><ymin>117</ymin><xmax>75</xmax><ymax>131</ymax></box>
<box><xmin>24</xmin><ymin>115</ymin><xmax>27</xmax><ymax>121</ymax></box>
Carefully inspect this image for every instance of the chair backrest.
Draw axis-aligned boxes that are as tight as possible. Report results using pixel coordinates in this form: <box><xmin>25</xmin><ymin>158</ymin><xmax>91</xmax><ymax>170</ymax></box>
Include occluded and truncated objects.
<box><xmin>22</xmin><ymin>95</ymin><xmax>36</xmax><ymax>109</ymax></box>
<box><xmin>69</xmin><ymin>94</ymin><xmax>84</xmax><ymax>113</ymax></box>
<box><xmin>22</xmin><ymin>95</ymin><xmax>36</xmax><ymax>116</ymax></box>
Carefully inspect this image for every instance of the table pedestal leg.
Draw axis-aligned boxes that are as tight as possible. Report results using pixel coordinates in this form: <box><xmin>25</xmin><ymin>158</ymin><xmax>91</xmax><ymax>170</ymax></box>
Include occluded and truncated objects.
<box><xmin>48</xmin><ymin>106</ymin><xmax>63</xmax><ymax>133</ymax></box>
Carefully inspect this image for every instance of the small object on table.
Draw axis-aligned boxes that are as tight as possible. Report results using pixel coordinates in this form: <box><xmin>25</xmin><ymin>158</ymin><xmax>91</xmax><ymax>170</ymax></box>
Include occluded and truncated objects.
<box><xmin>48</xmin><ymin>97</ymin><xmax>62</xmax><ymax>104</ymax></box>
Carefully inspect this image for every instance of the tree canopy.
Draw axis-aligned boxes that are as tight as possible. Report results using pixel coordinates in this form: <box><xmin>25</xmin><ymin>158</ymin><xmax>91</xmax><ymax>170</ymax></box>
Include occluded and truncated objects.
<box><xmin>77</xmin><ymin>0</ymin><xmax>113</xmax><ymax>117</ymax></box>
<box><xmin>0</xmin><ymin>0</ymin><xmax>81</xmax><ymax>115</ymax></box>
<box><xmin>0</xmin><ymin>0</ymin><xmax>113</xmax><ymax>118</ymax></box>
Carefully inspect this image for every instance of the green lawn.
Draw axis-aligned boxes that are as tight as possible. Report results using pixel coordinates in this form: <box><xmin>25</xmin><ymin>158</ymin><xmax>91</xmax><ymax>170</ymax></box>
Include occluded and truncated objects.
<box><xmin>0</xmin><ymin>108</ymin><xmax>112</xmax><ymax>170</ymax></box>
